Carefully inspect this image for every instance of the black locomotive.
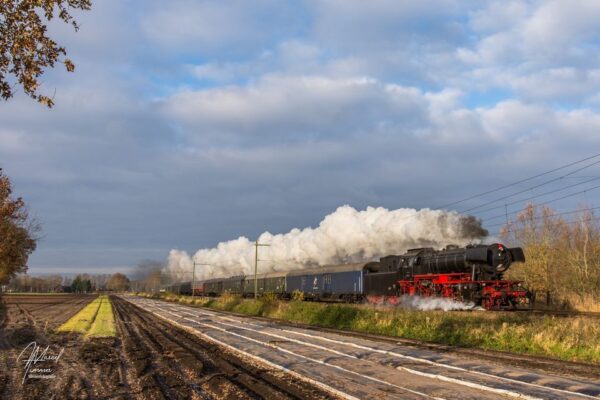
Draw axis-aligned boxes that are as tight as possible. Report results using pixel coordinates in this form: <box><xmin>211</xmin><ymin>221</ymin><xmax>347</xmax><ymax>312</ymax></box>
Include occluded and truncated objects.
<box><xmin>374</xmin><ymin>243</ymin><xmax>528</xmax><ymax>309</ymax></box>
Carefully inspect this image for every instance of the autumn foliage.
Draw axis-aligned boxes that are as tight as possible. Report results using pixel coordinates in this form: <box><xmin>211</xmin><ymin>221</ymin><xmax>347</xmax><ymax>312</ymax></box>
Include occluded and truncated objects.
<box><xmin>0</xmin><ymin>169</ymin><xmax>38</xmax><ymax>284</ymax></box>
<box><xmin>501</xmin><ymin>203</ymin><xmax>600</xmax><ymax>311</ymax></box>
<box><xmin>0</xmin><ymin>0</ymin><xmax>91</xmax><ymax>107</ymax></box>
<box><xmin>108</xmin><ymin>272</ymin><xmax>130</xmax><ymax>292</ymax></box>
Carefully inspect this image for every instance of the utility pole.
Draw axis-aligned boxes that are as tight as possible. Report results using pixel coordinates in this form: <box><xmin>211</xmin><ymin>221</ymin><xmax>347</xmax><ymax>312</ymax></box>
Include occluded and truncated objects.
<box><xmin>254</xmin><ymin>240</ymin><xmax>270</xmax><ymax>299</ymax></box>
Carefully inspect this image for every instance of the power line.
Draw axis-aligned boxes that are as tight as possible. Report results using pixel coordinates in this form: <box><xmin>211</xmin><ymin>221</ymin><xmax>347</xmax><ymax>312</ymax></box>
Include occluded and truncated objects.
<box><xmin>469</xmin><ymin>179</ymin><xmax>600</xmax><ymax>216</ymax></box>
<box><xmin>484</xmin><ymin>196</ymin><xmax>599</xmax><ymax>223</ymax></box>
<box><xmin>485</xmin><ymin>206</ymin><xmax>600</xmax><ymax>229</ymax></box>
<box><xmin>436</xmin><ymin>152</ymin><xmax>600</xmax><ymax>210</ymax></box>
<box><xmin>458</xmin><ymin>160</ymin><xmax>600</xmax><ymax>214</ymax></box>
<box><xmin>502</xmin><ymin>215</ymin><xmax>600</xmax><ymax>234</ymax></box>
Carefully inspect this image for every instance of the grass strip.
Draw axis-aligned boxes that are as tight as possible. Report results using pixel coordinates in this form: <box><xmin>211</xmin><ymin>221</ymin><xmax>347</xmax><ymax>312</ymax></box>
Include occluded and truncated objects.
<box><xmin>139</xmin><ymin>292</ymin><xmax>600</xmax><ymax>364</ymax></box>
<box><xmin>86</xmin><ymin>295</ymin><xmax>116</xmax><ymax>338</ymax></box>
<box><xmin>57</xmin><ymin>295</ymin><xmax>116</xmax><ymax>337</ymax></box>
<box><xmin>57</xmin><ymin>296</ymin><xmax>102</xmax><ymax>333</ymax></box>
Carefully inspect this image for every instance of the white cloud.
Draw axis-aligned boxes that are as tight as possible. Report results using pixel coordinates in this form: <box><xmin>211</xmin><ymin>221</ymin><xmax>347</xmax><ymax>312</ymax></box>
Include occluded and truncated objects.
<box><xmin>162</xmin><ymin>75</ymin><xmax>428</xmax><ymax>146</ymax></box>
<box><xmin>141</xmin><ymin>0</ymin><xmax>300</xmax><ymax>56</ymax></box>
<box><xmin>455</xmin><ymin>1</ymin><xmax>600</xmax><ymax>102</ymax></box>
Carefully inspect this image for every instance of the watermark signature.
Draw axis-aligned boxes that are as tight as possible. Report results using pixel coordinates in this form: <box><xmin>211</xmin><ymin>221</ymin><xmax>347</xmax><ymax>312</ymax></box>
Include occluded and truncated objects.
<box><xmin>16</xmin><ymin>342</ymin><xmax>64</xmax><ymax>383</ymax></box>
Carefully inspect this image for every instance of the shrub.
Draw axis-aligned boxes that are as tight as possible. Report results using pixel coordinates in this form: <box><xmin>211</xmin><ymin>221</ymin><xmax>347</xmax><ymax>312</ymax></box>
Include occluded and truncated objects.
<box><xmin>291</xmin><ymin>290</ymin><xmax>304</xmax><ymax>302</ymax></box>
<box><xmin>262</xmin><ymin>291</ymin><xmax>278</xmax><ymax>304</ymax></box>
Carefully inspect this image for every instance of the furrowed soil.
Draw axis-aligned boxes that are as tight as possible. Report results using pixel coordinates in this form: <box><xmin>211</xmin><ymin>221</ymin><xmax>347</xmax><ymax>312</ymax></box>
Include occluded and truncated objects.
<box><xmin>0</xmin><ymin>294</ymin><xmax>335</xmax><ymax>400</ymax></box>
<box><xmin>0</xmin><ymin>294</ymin><xmax>100</xmax><ymax>399</ymax></box>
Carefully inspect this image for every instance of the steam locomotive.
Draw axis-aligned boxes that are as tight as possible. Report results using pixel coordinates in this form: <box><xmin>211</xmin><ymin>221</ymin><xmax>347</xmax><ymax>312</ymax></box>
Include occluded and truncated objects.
<box><xmin>368</xmin><ymin>243</ymin><xmax>529</xmax><ymax>310</ymax></box>
<box><xmin>164</xmin><ymin>243</ymin><xmax>529</xmax><ymax>310</ymax></box>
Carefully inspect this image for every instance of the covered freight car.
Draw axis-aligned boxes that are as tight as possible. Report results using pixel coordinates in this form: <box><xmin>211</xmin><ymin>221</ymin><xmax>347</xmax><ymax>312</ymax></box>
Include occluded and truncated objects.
<box><xmin>242</xmin><ymin>272</ymin><xmax>288</xmax><ymax>297</ymax></box>
<box><xmin>286</xmin><ymin>262</ymin><xmax>379</xmax><ymax>301</ymax></box>
<box><xmin>222</xmin><ymin>275</ymin><xmax>245</xmax><ymax>294</ymax></box>
<box><xmin>203</xmin><ymin>278</ymin><xmax>223</xmax><ymax>296</ymax></box>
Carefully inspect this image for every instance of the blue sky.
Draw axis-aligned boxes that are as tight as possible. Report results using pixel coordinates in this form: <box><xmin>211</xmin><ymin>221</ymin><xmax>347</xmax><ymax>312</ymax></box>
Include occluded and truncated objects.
<box><xmin>2</xmin><ymin>0</ymin><xmax>600</xmax><ymax>274</ymax></box>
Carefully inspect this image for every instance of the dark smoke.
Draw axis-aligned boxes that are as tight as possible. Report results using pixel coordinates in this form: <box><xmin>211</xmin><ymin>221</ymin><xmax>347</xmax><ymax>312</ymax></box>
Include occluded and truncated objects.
<box><xmin>458</xmin><ymin>215</ymin><xmax>488</xmax><ymax>238</ymax></box>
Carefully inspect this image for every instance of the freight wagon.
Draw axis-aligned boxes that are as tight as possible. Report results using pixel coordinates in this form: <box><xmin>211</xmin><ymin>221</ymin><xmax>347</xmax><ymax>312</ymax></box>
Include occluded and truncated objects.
<box><xmin>287</xmin><ymin>262</ymin><xmax>379</xmax><ymax>301</ymax></box>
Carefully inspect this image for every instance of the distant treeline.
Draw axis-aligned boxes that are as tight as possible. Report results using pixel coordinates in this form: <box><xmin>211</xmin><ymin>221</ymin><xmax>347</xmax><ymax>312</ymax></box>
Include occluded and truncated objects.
<box><xmin>502</xmin><ymin>203</ymin><xmax>600</xmax><ymax>311</ymax></box>
<box><xmin>3</xmin><ymin>272</ymin><xmax>131</xmax><ymax>293</ymax></box>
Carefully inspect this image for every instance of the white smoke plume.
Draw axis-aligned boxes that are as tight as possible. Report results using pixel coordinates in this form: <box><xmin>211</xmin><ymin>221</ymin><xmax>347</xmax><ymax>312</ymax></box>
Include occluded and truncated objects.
<box><xmin>165</xmin><ymin>205</ymin><xmax>488</xmax><ymax>281</ymax></box>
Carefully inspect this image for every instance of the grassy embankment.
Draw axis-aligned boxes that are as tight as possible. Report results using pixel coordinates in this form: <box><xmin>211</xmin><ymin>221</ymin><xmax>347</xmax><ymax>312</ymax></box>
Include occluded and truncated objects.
<box><xmin>139</xmin><ymin>292</ymin><xmax>600</xmax><ymax>364</ymax></box>
<box><xmin>57</xmin><ymin>295</ymin><xmax>116</xmax><ymax>337</ymax></box>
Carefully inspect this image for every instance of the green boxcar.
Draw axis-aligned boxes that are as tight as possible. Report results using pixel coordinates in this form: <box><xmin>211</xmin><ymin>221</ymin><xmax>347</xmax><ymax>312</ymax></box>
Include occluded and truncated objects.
<box><xmin>243</xmin><ymin>272</ymin><xmax>287</xmax><ymax>297</ymax></box>
<box><xmin>222</xmin><ymin>276</ymin><xmax>245</xmax><ymax>294</ymax></box>
<box><xmin>203</xmin><ymin>278</ymin><xmax>223</xmax><ymax>296</ymax></box>
<box><xmin>264</xmin><ymin>273</ymin><xmax>286</xmax><ymax>294</ymax></box>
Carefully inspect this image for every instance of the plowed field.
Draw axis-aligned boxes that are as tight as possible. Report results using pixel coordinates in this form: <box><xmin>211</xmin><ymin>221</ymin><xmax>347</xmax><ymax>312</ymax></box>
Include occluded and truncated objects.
<box><xmin>0</xmin><ymin>294</ymin><xmax>334</xmax><ymax>399</ymax></box>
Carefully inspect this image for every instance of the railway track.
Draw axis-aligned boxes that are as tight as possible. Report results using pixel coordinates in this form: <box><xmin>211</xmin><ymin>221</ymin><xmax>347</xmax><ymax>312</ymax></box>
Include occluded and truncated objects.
<box><xmin>125</xmin><ymin>295</ymin><xmax>600</xmax><ymax>400</ymax></box>
<box><xmin>138</xmin><ymin>297</ymin><xmax>600</xmax><ymax>380</ymax></box>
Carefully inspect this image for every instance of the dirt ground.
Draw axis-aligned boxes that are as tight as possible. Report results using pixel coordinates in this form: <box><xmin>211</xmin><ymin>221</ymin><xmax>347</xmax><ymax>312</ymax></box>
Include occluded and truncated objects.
<box><xmin>0</xmin><ymin>294</ymin><xmax>98</xmax><ymax>399</ymax></box>
<box><xmin>0</xmin><ymin>294</ymin><xmax>334</xmax><ymax>400</ymax></box>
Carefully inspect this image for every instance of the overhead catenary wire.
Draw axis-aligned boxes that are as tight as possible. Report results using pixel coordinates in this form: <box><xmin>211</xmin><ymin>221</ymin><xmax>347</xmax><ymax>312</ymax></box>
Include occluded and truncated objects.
<box><xmin>501</xmin><ymin>215</ymin><xmax>600</xmax><ymax>234</ymax></box>
<box><xmin>458</xmin><ymin>159</ymin><xmax>600</xmax><ymax>214</ymax></box>
<box><xmin>469</xmin><ymin>179</ymin><xmax>600</xmax><ymax>216</ymax></box>
<box><xmin>368</xmin><ymin>154</ymin><xmax>600</xmax><ymax>240</ymax></box>
<box><xmin>484</xmin><ymin>199</ymin><xmax>600</xmax><ymax>223</ymax></box>
<box><xmin>436</xmin><ymin>152</ymin><xmax>600</xmax><ymax>210</ymax></box>
<box><xmin>484</xmin><ymin>206</ymin><xmax>600</xmax><ymax>229</ymax></box>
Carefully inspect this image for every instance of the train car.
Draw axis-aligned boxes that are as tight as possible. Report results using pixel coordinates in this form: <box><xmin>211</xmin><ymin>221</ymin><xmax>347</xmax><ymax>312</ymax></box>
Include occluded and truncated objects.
<box><xmin>177</xmin><ymin>282</ymin><xmax>192</xmax><ymax>295</ymax></box>
<box><xmin>203</xmin><ymin>278</ymin><xmax>224</xmax><ymax>296</ymax></box>
<box><xmin>222</xmin><ymin>275</ymin><xmax>245</xmax><ymax>294</ymax></box>
<box><xmin>192</xmin><ymin>281</ymin><xmax>204</xmax><ymax>296</ymax></box>
<box><xmin>287</xmin><ymin>262</ymin><xmax>379</xmax><ymax>301</ymax></box>
<box><xmin>242</xmin><ymin>272</ymin><xmax>288</xmax><ymax>297</ymax></box>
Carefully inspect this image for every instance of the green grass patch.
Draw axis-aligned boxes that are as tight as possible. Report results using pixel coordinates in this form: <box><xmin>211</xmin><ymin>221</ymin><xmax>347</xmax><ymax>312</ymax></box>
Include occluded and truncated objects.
<box><xmin>86</xmin><ymin>296</ymin><xmax>116</xmax><ymax>338</ymax></box>
<box><xmin>139</xmin><ymin>292</ymin><xmax>600</xmax><ymax>364</ymax></box>
<box><xmin>57</xmin><ymin>295</ymin><xmax>116</xmax><ymax>338</ymax></box>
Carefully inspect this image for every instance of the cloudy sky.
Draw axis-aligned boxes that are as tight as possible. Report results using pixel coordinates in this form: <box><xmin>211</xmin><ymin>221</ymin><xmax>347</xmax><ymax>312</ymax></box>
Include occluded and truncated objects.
<box><xmin>2</xmin><ymin>0</ymin><xmax>600</xmax><ymax>275</ymax></box>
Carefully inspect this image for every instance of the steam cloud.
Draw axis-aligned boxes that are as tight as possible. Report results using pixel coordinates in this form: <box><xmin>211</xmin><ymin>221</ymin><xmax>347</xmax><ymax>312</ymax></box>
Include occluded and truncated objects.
<box><xmin>397</xmin><ymin>296</ymin><xmax>483</xmax><ymax>311</ymax></box>
<box><xmin>165</xmin><ymin>205</ymin><xmax>488</xmax><ymax>281</ymax></box>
